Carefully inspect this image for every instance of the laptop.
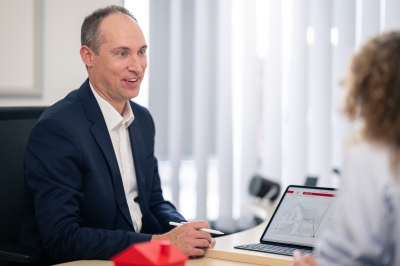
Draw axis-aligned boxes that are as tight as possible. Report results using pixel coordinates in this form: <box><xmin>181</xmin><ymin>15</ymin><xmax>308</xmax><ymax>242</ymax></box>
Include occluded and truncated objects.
<box><xmin>235</xmin><ymin>185</ymin><xmax>337</xmax><ymax>256</ymax></box>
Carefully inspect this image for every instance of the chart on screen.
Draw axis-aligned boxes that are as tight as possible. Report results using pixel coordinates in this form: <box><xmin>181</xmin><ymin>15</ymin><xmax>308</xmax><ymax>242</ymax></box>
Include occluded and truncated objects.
<box><xmin>262</xmin><ymin>187</ymin><xmax>337</xmax><ymax>247</ymax></box>
<box><xmin>272</xmin><ymin>200</ymin><xmax>333</xmax><ymax>238</ymax></box>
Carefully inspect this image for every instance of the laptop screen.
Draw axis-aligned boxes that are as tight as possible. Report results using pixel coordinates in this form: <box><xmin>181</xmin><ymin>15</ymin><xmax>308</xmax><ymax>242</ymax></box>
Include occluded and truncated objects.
<box><xmin>260</xmin><ymin>185</ymin><xmax>337</xmax><ymax>248</ymax></box>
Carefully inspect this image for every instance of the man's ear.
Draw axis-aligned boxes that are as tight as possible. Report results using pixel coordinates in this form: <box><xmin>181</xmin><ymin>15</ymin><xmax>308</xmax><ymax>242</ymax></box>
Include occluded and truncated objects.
<box><xmin>80</xmin><ymin>45</ymin><xmax>94</xmax><ymax>67</ymax></box>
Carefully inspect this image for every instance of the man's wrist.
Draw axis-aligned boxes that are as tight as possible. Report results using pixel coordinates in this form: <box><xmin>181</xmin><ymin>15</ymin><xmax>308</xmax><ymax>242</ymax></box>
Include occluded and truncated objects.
<box><xmin>151</xmin><ymin>234</ymin><xmax>164</xmax><ymax>241</ymax></box>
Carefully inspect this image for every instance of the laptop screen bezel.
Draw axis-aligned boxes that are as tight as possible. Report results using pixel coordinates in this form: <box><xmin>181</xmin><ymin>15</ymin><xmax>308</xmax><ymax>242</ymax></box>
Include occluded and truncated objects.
<box><xmin>259</xmin><ymin>185</ymin><xmax>337</xmax><ymax>249</ymax></box>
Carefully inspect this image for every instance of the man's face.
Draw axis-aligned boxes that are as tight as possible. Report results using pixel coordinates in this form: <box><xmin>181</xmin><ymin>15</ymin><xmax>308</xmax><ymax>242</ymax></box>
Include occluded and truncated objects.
<box><xmin>88</xmin><ymin>13</ymin><xmax>147</xmax><ymax>108</ymax></box>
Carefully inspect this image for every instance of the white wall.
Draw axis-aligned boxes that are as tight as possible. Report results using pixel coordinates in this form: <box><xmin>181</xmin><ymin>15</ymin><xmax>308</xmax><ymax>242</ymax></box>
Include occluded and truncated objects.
<box><xmin>0</xmin><ymin>0</ymin><xmax>123</xmax><ymax>107</ymax></box>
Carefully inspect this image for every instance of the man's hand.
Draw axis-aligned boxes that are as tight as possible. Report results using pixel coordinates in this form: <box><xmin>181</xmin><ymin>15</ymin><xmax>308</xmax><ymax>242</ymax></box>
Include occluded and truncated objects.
<box><xmin>290</xmin><ymin>250</ymin><xmax>317</xmax><ymax>266</ymax></box>
<box><xmin>152</xmin><ymin>220</ymin><xmax>216</xmax><ymax>257</ymax></box>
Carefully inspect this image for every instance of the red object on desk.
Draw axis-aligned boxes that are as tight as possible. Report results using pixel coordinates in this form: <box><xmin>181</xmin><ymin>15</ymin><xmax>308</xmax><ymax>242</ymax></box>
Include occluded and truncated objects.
<box><xmin>111</xmin><ymin>240</ymin><xmax>188</xmax><ymax>266</ymax></box>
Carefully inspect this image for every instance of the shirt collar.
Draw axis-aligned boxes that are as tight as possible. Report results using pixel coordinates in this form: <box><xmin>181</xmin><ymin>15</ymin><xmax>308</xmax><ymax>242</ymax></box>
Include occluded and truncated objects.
<box><xmin>89</xmin><ymin>81</ymin><xmax>134</xmax><ymax>131</ymax></box>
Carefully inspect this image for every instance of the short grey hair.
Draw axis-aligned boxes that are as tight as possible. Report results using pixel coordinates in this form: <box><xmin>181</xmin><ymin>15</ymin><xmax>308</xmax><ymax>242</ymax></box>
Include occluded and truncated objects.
<box><xmin>81</xmin><ymin>5</ymin><xmax>137</xmax><ymax>54</ymax></box>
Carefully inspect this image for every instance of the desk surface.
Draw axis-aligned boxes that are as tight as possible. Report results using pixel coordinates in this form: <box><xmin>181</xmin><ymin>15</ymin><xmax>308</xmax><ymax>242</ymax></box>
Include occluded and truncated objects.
<box><xmin>202</xmin><ymin>219</ymin><xmax>292</xmax><ymax>266</ymax></box>
<box><xmin>58</xmin><ymin>205</ymin><xmax>292</xmax><ymax>266</ymax></box>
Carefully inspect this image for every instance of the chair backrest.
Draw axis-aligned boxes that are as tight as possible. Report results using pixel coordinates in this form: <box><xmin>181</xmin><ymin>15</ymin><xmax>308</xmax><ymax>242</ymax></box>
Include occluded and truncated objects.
<box><xmin>0</xmin><ymin>107</ymin><xmax>46</xmax><ymax>245</ymax></box>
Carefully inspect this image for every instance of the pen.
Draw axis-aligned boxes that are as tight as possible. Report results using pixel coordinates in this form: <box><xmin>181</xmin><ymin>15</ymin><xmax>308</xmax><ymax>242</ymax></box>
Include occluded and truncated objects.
<box><xmin>169</xmin><ymin>221</ymin><xmax>224</xmax><ymax>235</ymax></box>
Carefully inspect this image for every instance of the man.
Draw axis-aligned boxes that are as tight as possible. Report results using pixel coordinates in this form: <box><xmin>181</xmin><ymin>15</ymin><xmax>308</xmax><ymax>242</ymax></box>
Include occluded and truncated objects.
<box><xmin>19</xmin><ymin>5</ymin><xmax>215</xmax><ymax>265</ymax></box>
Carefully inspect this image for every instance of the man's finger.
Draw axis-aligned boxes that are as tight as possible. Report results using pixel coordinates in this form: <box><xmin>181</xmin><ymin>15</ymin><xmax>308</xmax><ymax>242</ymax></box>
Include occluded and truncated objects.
<box><xmin>194</xmin><ymin>238</ymin><xmax>211</xmax><ymax>248</ymax></box>
<box><xmin>181</xmin><ymin>227</ymin><xmax>212</xmax><ymax>242</ymax></box>
<box><xmin>208</xmin><ymin>238</ymin><xmax>216</xmax><ymax>248</ymax></box>
<box><xmin>184</xmin><ymin>220</ymin><xmax>210</xmax><ymax>229</ymax></box>
<box><xmin>187</xmin><ymin>247</ymin><xmax>205</xmax><ymax>257</ymax></box>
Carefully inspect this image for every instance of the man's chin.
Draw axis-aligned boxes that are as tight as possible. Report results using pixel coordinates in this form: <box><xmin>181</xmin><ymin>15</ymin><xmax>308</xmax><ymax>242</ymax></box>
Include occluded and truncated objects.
<box><xmin>126</xmin><ymin>90</ymin><xmax>140</xmax><ymax>100</ymax></box>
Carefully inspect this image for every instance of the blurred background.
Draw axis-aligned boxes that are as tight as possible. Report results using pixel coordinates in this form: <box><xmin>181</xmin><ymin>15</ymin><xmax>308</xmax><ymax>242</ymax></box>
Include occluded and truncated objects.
<box><xmin>1</xmin><ymin>0</ymin><xmax>400</xmax><ymax>233</ymax></box>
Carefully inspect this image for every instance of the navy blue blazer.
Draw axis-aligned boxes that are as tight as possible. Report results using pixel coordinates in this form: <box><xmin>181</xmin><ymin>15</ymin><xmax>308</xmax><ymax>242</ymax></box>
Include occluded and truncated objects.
<box><xmin>18</xmin><ymin>79</ymin><xmax>185</xmax><ymax>265</ymax></box>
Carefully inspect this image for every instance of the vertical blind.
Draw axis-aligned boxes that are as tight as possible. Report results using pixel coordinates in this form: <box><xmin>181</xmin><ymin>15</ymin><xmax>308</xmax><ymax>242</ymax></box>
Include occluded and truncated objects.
<box><xmin>144</xmin><ymin>0</ymin><xmax>400</xmax><ymax>230</ymax></box>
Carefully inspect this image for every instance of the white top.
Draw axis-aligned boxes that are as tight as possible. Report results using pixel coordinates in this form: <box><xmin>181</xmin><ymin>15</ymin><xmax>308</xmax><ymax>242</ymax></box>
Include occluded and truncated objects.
<box><xmin>89</xmin><ymin>82</ymin><xmax>142</xmax><ymax>232</ymax></box>
<box><xmin>315</xmin><ymin>141</ymin><xmax>400</xmax><ymax>265</ymax></box>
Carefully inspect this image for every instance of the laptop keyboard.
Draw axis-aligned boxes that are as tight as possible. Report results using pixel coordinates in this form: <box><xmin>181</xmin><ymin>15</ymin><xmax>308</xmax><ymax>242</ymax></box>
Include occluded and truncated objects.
<box><xmin>234</xmin><ymin>243</ymin><xmax>312</xmax><ymax>256</ymax></box>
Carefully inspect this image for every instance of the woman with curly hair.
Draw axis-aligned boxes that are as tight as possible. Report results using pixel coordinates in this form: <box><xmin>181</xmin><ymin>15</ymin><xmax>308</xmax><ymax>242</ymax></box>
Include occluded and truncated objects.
<box><xmin>292</xmin><ymin>31</ymin><xmax>400</xmax><ymax>266</ymax></box>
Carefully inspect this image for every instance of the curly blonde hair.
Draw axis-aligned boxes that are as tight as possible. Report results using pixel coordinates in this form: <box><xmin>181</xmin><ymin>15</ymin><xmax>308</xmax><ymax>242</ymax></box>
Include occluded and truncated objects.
<box><xmin>344</xmin><ymin>31</ymin><xmax>400</xmax><ymax>169</ymax></box>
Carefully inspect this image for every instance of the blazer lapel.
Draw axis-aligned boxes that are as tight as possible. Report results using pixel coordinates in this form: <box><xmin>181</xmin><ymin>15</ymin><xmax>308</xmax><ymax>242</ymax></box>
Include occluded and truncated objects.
<box><xmin>78</xmin><ymin>79</ymin><xmax>134</xmax><ymax>230</ymax></box>
<box><xmin>128</xmin><ymin>110</ymin><xmax>164</xmax><ymax>234</ymax></box>
<box><xmin>128</xmin><ymin>120</ymin><xmax>146</xmax><ymax>196</ymax></box>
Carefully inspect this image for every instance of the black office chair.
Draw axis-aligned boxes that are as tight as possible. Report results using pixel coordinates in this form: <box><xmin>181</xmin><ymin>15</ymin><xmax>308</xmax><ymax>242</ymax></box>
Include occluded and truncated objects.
<box><xmin>0</xmin><ymin>107</ymin><xmax>47</xmax><ymax>265</ymax></box>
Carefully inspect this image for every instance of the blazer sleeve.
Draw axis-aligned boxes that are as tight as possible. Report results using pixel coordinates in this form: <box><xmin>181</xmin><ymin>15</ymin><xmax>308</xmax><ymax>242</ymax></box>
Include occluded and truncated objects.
<box><xmin>24</xmin><ymin>118</ymin><xmax>151</xmax><ymax>262</ymax></box>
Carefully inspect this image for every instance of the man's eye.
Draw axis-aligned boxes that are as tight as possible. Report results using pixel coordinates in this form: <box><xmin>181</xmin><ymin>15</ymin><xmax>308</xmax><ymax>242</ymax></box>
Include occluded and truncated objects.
<box><xmin>118</xmin><ymin>51</ymin><xmax>127</xmax><ymax>57</ymax></box>
<box><xmin>138</xmin><ymin>50</ymin><xmax>146</xmax><ymax>55</ymax></box>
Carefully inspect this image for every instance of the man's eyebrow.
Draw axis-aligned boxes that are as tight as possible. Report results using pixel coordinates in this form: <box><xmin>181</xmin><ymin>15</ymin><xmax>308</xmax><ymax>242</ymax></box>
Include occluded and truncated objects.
<box><xmin>112</xmin><ymin>46</ymin><xmax>130</xmax><ymax>52</ymax></box>
<box><xmin>112</xmin><ymin>45</ymin><xmax>148</xmax><ymax>51</ymax></box>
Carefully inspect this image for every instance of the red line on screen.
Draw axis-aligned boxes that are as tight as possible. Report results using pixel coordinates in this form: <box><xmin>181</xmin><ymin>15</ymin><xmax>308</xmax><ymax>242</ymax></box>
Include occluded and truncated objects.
<box><xmin>313</xmin><ymin>204</ymin><xmax>330</xmax><ymax>236</ymax></box>
<box><xmin>302</xmin><ymin>192</ymin><xmax>335</xmax><ymax>197</ymax></box>
<box><xmin>274</xmin><ymin>203</ymin><xmax>331</xmax><ymax>237</ymax></box>
<box><xmin>274</xmin><ymin>218</ymin><xmax>315</xmax><ymax>237</ymax></box>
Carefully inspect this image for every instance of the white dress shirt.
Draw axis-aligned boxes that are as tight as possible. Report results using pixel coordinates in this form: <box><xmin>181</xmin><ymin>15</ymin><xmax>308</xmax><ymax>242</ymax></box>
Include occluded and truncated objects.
<box><xmin>90</xmin><ymin>82</ymin><xmax>142</xmax><ymax>232</ymax></box>
<box><xmin>315</xmin><ymin>141</ymin><xmax>400</xmax><ymax>265</ymax></box>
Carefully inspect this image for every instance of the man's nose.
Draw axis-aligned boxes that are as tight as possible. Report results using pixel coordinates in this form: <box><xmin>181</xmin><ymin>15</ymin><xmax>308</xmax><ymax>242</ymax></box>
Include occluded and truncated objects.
<box><xmin>128</xmin><ymin>55</ymin><xmax>143</xmax><ymax>73</ymax></box>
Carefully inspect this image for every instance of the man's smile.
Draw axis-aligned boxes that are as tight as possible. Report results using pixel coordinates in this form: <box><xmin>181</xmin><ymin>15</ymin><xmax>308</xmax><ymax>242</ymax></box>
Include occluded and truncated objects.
<box><xmin>123</xmin><ymin>78</ymin><xmax>138</xmax><ymax>82</ymax></box>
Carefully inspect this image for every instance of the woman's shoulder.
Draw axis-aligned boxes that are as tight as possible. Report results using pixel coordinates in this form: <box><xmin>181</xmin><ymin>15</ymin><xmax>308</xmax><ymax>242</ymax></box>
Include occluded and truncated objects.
<box><xmin>344</xmin><ymin>140</ymin><xmax>400</xmax><ymax>190</ymax></box>
<box><xmin>345</xmin><ymin>140</ymin><xmax>390</xmax><ymax>165</ymax></box>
